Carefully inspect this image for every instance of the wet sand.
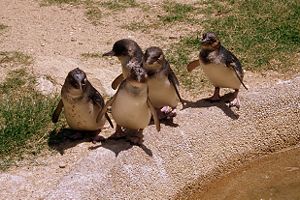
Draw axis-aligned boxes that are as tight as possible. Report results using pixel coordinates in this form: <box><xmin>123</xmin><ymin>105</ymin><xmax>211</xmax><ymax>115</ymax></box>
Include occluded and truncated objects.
<box><xmin>188</xmin><ymin>146</ymin><xmax>300</xmax><ymax>200</ymax></box>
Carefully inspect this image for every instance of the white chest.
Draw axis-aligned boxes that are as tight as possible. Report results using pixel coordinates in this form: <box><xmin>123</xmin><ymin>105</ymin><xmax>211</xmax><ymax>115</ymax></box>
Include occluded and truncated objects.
<box><xmin>111</xmin><ymin>89</ymin><xmax>151</xmax><ymax>130</ymax></box>
<box><xmin>147</xmin><ymin>73</ymin><xmax>179</xmax><ymax>108</ymax></box>
<box><xmin>201</xmin><ymin>62</ymin><xmax>241</xmax><ymax>89</ymax></box>
<box><xmin>62</xmin><ymin>98</ymin><xmax>105</xmax><ymax>131</ymax></box>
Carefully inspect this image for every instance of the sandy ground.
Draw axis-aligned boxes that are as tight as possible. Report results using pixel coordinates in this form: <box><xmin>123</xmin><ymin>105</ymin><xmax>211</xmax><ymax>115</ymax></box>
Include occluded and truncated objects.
<box><xmin>0</xmin><ymin>0</ymin><xmax>299</xmax><ymax>199</ymax></box>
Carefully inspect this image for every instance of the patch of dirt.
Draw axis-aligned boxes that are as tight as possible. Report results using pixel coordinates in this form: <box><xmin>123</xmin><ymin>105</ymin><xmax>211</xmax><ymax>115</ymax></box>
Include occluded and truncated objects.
<box><xmin>0</xmin><ymin>0</ymin><xmax>207</xmax><ymax>92</ymax></box>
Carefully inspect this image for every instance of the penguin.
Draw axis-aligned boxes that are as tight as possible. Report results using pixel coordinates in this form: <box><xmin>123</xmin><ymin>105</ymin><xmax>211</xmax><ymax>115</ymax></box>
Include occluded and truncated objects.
<box><xmin>96</xmin><ymin>65</ymin><xmax>160</xmax><ymax>145</ymax></box>
<box><xmin>143</xmin><ymin>46</ymin><xmax>183</xmax><ymax>119</ymax></box>
<box><xmin>52</xmin><ymin>68</ymin><xmax>113</xmax><ymax>142</ymax></box>
<box><xmin>102</xmin><ymin>39</ymin><xmax>143</xmax><ymax>90</ymax></box>
<box><xmin>187</xmin><ymin>32</ymin><xmax>248</xmax><ymax>109</ymax></box>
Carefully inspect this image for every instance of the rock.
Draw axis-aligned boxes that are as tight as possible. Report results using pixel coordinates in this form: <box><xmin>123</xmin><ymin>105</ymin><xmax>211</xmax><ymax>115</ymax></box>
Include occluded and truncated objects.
<box><xmin>32</xmin><ymin>55</ymin><xmax>118</xmax><ymax>96</ymax></box>
<box><xmin>35</xmin><ymin>76</ymin><xmax>57</xmax><ymax>95</ymax></box>
<box><xmin>59</xmin><ymin>163</ymin><xmax>66</xmax><ymax>169</ymax></box>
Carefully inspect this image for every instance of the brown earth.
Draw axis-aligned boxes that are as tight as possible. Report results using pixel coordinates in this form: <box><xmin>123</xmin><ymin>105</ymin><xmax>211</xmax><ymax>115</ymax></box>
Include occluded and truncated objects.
<box><xmin>0</xmin><ymin>0</ymin><xmax>299</xmax><ymax>199</ymax></box>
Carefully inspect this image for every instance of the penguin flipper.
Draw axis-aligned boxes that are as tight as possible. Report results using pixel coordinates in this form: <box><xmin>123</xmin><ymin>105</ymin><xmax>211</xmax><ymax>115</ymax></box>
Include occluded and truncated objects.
<box><xmin>88</xmin><ymin>85</ymin><xmax>114</xmax><ymax>128</ymax></box>
<box><xmin>90</xmin><ymin>85</ymin><xmax>105</xmax><ymax>108</ymax></box>
<box><xmin>52</xmin><ymin>99</ymin><xmax>63</xmax><ymax>123</ymax></box>
<box><xmin>147</xmin><ymin>99</ymin><xmax>160</xmax><ymax>132</ymax></box>
<box><xmin>162</xmin><ymin>61</ymin><xmax>183</xmax><ymax>105</ymax></box>
<box><xmin>227</xmin><ymin>62</ymin><xmax>248</xmax><ymax>90</ymax></box>
<box><xmin>221</xmin><ymin>46</ymin><xmax>247</xmax><ymax>90</ymax></box>
<box><xmin>105</xmin><ymin>113</ymin><xmax>114</xmax><ymax>128</ymax></box>
<box><xmin>96</xmin><ymin>95</ymin><xmax>116</xmax><ymax>123</ymax></box>
<box><xmin>167</xmin><ymin>71</ymin><xmax>183</xmax><ymax>105</ymax></box>
<box><xmin>163</xmin><ymin>61</ymin><xmax>179</xmax><ymax>85</ymax></box>
<box><xmin>111</xmin><ymin>74</ymin><xmax>124</xmax><ymax>90</ymax></box>
<box><xmin>187</xmin><ymin>59</ymin><xmax>200</xmax><ymax>72</ymax></box>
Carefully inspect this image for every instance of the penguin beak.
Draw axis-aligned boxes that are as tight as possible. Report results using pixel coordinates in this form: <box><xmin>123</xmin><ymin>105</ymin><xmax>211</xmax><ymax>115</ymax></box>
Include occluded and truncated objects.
<box><xmin>81</xmin><ymin>78</ymin><xmax>87</xmax><ymax>86</ymax></box>
<box><xmin>102</xmin><ymin>50</ymin><xmax>115</xmax><ymax>57</ymax></box>
<box><xmin>201</xmin><ymin>38</ymin><xmax>210</xmax><ymax>45</ymax></box>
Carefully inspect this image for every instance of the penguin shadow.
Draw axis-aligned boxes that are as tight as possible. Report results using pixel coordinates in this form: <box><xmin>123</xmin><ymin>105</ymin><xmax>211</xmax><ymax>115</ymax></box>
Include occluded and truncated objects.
<box><xmin>48</xmin><ymin>128</ymin><xmax>99</xmax><ymax>155</ymax></box>
<box><xmin>161</xmin><ymin>118</ymin><xmax>179</xmax><ymax>127</ymax></box>
<box><xmin>88</xmin><ymin>132</ymin><xmax>153</xmax><ymax>157</ymax></box>
<box><xmin>182</xmin><ymin>93</ymin><xmax>240</xmax><ymax>120</ymax></box>
<box><xmin>149</xmin><ymin>118</ymin><xmax>179</xmax><ymax>128</ymax></box>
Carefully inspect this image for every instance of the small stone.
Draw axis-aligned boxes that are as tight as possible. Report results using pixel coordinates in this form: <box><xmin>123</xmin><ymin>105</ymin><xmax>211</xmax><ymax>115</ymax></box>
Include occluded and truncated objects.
<box><xmin>59</xmin><ymin>163</ymin><xmax>66</xmax><ymax>168</ymax></box>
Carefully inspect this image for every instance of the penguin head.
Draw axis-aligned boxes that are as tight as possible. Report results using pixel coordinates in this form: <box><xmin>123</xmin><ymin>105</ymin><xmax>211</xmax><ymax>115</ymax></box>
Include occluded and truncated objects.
<box><xmin>103</xmin><ymin>39</ymin><xmax>143</xmax><ymax>63</ymax></box>
<box><xmin>143</xmin><ymin>46</ymin><xmax>164</xmax><ymax>71</ymax></box>
<box><xmin>201</xmin><ymin>32</ymin><xmax>221</xmax><ymax>50</ymax></box>
<box><xmin>66</xmin><ymin>68</ymin><xmax>88</xmax><ymax>94</ymax></box>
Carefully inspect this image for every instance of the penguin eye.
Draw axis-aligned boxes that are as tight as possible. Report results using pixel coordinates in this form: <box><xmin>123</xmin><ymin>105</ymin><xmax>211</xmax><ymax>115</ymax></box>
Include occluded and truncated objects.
<box><xmin>70</xmin><ymin>78</ymin><xmax>79</xmax><ymax>88</ymax></box>
<box><xmin>153</xmin><ymin>55</ymin><xmax>160</xmax><ymax>61</ymax></box>
<box><xmin>120</xmin><ymin>51</ymin><xmax>128</xmax><ymax>56</ymax></box>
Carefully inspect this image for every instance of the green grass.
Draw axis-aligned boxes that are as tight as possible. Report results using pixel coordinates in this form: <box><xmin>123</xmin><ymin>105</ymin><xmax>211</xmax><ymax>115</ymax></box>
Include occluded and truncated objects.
<box><xmin>41</xmin><ymin>0</ymin><xmax>142</xmax><ymax>26</ymax></box>
<box><xmin>0</xmin><ymin>54</ymin><xmax>59</xmax><ymax>170</ymax></box>
<box><xmin>200</xmin><ymin>0</ymin><xmax>300</xmax><ymax>71</ymax></box>
<box><xmin>41</xmin><ymin>0</ymin><xmax>102</xmax><ymax>24</ymax></box>
<box><xmin>166</xmin><ymin>36</ymin><xmax>209</xmax><ymax>91</ymax></box>
<box><xmin>0</xmin><ymin>51</ymin><xmax>33</xmax><ymax>66</ymax></box>
<box><xmin>41</xmin><ymin>0</ymin><xmax>138</xmax><ymax>24</ymax></box>
<box><xmin>166</xmin><ymin>0</ymin><xmax>300</xmax><ymax>90</ymax></box>
<box><xmin>101</xmin><ymin>0</ymin><xmax>138</xmax><ymax>10</ymax></box>
<box><xmin>0</xmin><ymin>69</ymin><xmax>29</xmax><ymax>93</ymax></box>
<box><xmin>122</xmin><ymin>1</ymin><xmax>195</xmax><ymax>31</ymax></box>
<box><xmin>0</xmin><ymin>24</ymin><xmax>8</xmax><ymax>33</ymax></box>
<box><xmin>159</xmin><ymin>1</ymin><xmax>194</xmax><ymax>24</ymax></box>
<box><xmin>85</xmin><ymin>2</ymin><xmax>102</xmax><ymax>25</ymax></box>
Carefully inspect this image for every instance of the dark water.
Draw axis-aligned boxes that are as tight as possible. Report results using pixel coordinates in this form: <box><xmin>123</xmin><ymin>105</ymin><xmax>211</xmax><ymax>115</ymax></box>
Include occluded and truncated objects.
<box><xmin>192</xmin><ymin>147</ymin><xmax>300</xmax><ymax>200</ymax></box>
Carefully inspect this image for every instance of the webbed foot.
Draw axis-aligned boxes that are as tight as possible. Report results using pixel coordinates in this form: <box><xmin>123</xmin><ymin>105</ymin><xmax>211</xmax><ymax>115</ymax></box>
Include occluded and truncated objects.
<box><xmin>160</xmin><ymin>106</ymin><xmax>177</xmax><ymax>119</ymax></box>
<box><xmin>228</xmin><ymin>89</ymin><xmax>240</xmax><ymax>110</ymax></box>
<box><xmin>205</xmin><ymin>87</ymin><xmax>221</xmax><ymax>103</ymax></box>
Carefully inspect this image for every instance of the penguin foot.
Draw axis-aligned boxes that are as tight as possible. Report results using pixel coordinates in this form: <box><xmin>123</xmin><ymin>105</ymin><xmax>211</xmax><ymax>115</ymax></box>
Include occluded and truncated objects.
<box><xmin>63</xmin><ymin>131</ymin><xmax>84</xmax><ymax>140</ymax></box>
<box><xmin>160</xmin><ymin>106</ymin><xmax>177</xmax><ymax>119</ymax></box>
<box><xmin>109</xmin><ymin>125</ymin><xmax>127</xmax><ymax>139</ymax></box>
<box><xmin>228</xmin><ymin>98</ymin><xmax>240</xmax><ymax>110</ymax></box>
<box><xmin>92</xmin><ymin>135</ymin><xmax>106</xmax><ymax>144</ymax></box>
<box><xmin>127</xmin><ymin>133</ymin><xmax>144</xmax><ymax>145</ymax></box>
<box><xmin>128</xmin><ymin>136</ymin><xmax>144</xmax><ymax>145</ymax></box>
<box><xmin>205</xmin><ymin>87</ymin><xmax>221</xmax><ymax>103</ymax></box>
<box><xmin>110</xmin><ymin>131</ymin><xmax>127</xmax><ymax>139</ymax></box>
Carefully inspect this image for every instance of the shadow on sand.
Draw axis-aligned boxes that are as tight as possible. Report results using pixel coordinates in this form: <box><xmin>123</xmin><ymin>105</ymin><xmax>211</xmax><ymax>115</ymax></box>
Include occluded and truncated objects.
<box><xmin>182</xmin><ymin>92</ymin><xmax>240</xmax><ymax>120</ymax></box>
<box><xmin>89</xmin><ymin>137</ymin><xmax>153</xmax><ymax>157</ymax></box>
<box><xmin>48</xmin><ymin>128</ymin><xmax>95</xmax><ymax>155</ymax></box>
<box><xmin>149</xmin><ymin>118</ymin><xmax>179</xmax><ymax>128</ymax></box>
<box><xmin>48</xmin><ymin>128</ymin><xmax>153</xmax><ymax>157</ymax></box>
